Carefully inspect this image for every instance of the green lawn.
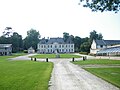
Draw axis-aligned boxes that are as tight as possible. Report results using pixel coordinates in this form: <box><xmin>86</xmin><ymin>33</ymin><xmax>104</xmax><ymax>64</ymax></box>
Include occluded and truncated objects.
<box><xmin>85</xmin><ymin>68</ymin><xmax>120</xmax><ymax>88</ymax></box>
<box><xmin>73</xmin><ymin>59</ymin><xmax>120</xmax><ymax>65</ymax></box>
<box><xmin>73</xmin><ymin>59</ymin><xmax>120</xmax><ymax>88</ymax></box>
<box><xmin>12</xmin><ymin>53</ymin><xmax>27</xmax><ymax>57</ymax></box>
<box><xmin>0</xmin><ymin>56</ymin><xmax>53</xmax><ymax>90</ymax></box>
<box><xmin>31</xmin><ymin>54</ymin><xmax>81</xmax><ymax>58</ymax></box>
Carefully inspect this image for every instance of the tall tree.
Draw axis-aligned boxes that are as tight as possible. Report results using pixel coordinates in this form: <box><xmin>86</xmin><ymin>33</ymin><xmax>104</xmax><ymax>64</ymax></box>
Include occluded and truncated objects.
<box><xmin>89</xmin><ymin>30</ymin><xmax>103</xmax><ymax>42</ymax></box>
<box><xmin>69</xmin><ymin>35</ymin><xmax>74</xmax><ymax>42</ymax></box>
<box><xmin>23</xmin><ymin>29</ymin><xmax>40</xmax><ymax>50</ymax></box>
<box><xmin>0</xmin><ymin>31</ymin><xmax>23</xmax><ymax>53</ymax></box>
<box><xmin>11</xmin><ymin>32</ymin><xmax>23</xmax><ymax>52</ymax></box>
<box><xmin>79</xmin><ymin>0</ymin><xmax>120</xmax><ymax>13</ymax></box>
<box><xmin>0</xmin><ymin>27</ymin><xmax>13</xmax><ymax>44</ymax></box>
<box><xmin>80</xmin><ymin>37</ymin><xmax>90</xmax><ymax>53</ymax></box>
<box><xmin>63</xmin><ymin>32</ymin><xmax>69</xmax><ymax>42</ymax></box>
<box><xmin>3</xmin><ymin>27</ymin><xmax>13</xmax><ymax>37</ymax></box>
<box><xmin>98</xmin><ymin>33</ymin><xmax>103</xmax><ymax>40</ymax></box>
<box><xmin>74</xmin><ymin>36</ymin><xmax>81</xmax><ymax>52</ymax></box>
<box><xmin>0</xmin><ymin>36</ymin><xmax>11</xmax><ymax>44</ymax></box>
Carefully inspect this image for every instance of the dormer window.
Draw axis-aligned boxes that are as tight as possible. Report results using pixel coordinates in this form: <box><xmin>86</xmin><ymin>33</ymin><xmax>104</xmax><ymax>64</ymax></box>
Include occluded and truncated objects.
<box><xmin>100</xmin><ymin>45</ymin><xmax>103</xmax><ymax>48</ymax></box>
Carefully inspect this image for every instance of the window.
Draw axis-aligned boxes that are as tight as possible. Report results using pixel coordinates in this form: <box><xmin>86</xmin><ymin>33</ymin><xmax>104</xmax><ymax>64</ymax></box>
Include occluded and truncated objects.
<box><xmin>48</xmin><ymin>45</ymin><xmax>49</xmax><ymax>48</ymax></box>
<box><xmin>59</xmin><ymin>49</ymin><xmax>61</xmax><ymax>52</ymax></box>
<box><xmin>62</xmin><ymin>45</ymin><xmax>64</xmax><ymax>48</ymax></box>
<box><xmin>71</xmin><ymin>45</ymin><xmax>73</xmax><ymax>47</ymax></box>
<box><xmin>71</xmin><ymin>49</ymin><xmax>73</xmax><ymax>52</ymax></box>
<box><xmin>51</xmin><ymin>45</ymin><xmax>52</xmax><ymax>48</ymax></box>
<box><xmin>100</xmin><ymin>45</ymin><xmax>103</xmax><ymax>48</ymax></box>
<box><xmin>66</xmin><ymin>45</ymin><xmax>67</xmax><ymax>47</ymax></box>
<box><xmin>55</xmin><ymin>45</ymin><xmax>57</xmax><ymax>48</ymax></box>
<box><xmin>69</xmin><ymin>49</ymin><xmax>70</xmax><ymax>52</ymax></box>
<box><xmin>59</xmin><ymin>45</ymin><xmax>61</xmax><ymax>48</ymax></box>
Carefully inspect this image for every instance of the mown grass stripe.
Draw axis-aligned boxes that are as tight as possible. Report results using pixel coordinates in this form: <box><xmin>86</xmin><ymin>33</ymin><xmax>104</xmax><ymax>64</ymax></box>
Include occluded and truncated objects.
<box><xmin>73</xmin><ymin>59</ymin><xmax>120</xmax><ymax>88</ymax></box>
<box><xmin>0</xmin><ymin>56</ymin><xmax>53</xmax><ymax>90</ymax></box>
<box><xmin>31</xmin><ymin>54</ymin><xmax>81</xmax><ymax>58</ymax></box>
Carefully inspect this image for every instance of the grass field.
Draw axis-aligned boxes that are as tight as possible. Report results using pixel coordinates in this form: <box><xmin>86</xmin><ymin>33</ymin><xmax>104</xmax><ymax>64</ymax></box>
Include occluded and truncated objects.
<box><xmin>0</xmin><ymin>56</ymin><xmax>53</xmax><ymax>90</ymax></box>
<box><xmin>73</xmin><ymin>59</ymin><xmax>120</xmax><ymax>88</ymax></box>
<box><xmin>12</xmin><ymin>53</ymin><xmax>27</xmax><ymax>57</ymax></box>
<box><xmin>85</xmin><ymin>68</ymin><xmax>120</xmax><ymax>88</ymax></box>
<box><xmin>73</xmin><ymin>59</ymin><xmax>120</xmax><ymax>65</ymax></box>
<box><xmin>31</xmin><ymin>54</ymin><xmax>81</xmax><ymax>58</ymax></box>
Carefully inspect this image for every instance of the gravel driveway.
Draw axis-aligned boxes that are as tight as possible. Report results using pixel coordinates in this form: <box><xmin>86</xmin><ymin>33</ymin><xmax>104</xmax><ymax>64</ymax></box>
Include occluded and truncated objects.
<box><xmin>49</xmin><ymin>59</ymin><xmax>119</xmax><ymax>90</ymax></box>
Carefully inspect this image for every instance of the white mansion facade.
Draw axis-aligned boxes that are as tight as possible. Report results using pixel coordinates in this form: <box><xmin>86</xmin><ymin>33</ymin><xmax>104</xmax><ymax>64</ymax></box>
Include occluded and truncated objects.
<box><xmin>37</xmin><ymin>37</ymin><xmax>74</xmax><ymax>53</ymax></box>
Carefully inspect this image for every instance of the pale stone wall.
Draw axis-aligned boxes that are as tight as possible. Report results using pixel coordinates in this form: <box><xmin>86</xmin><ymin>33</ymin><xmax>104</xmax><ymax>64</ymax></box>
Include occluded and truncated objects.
<box><xmin>37</xmin><ymin>43</ymin><xmax>74</xmax><ymax>53</ymax></box>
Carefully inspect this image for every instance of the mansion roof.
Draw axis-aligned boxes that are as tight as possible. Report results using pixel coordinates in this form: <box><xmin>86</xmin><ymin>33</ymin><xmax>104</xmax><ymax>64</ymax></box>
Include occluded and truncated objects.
<box><xmin>95</xmin><ymin>40</ymin><xmax>120</xmax><ymax>46</ymax></box>
<box><xmin>0</xmin><ymin>44</ymin><xmax>12</xmax><ymax>48</ymax></box>
<box><xmin>39</xmin><ymin>37</ymin><xmax>74</xmax><ymax>44</ymax></box>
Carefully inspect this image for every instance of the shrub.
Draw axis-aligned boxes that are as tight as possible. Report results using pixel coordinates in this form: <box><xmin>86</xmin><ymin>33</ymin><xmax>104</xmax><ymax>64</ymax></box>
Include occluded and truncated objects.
<box><xmin>79</xmin><ymin>52</ymin><xmax>88</xmax><ymax>55</ymax></box>
<box><xmin>23</xmin><ymin>50</ymin><xmax>28</xmax><ymax>53</ymax></box>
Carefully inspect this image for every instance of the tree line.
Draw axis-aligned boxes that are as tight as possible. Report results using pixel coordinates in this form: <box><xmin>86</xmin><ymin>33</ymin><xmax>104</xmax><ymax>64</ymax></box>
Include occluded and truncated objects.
<box><xmin>0</xmin><ymin>27</ymin><xmax>103</xmax><ymax>53</ymax></box>
<box><xmin>63</xmin><ymin>31</ymin><xmax>103</xmax><ymax>53</ymax></box>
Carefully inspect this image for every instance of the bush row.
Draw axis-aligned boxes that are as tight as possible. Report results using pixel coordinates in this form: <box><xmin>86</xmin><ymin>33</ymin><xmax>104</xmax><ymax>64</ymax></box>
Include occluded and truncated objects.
<box><xmin>79</xmin><ymin>52</ymin><xmax>88</xmax><ymax>55</ymax></box>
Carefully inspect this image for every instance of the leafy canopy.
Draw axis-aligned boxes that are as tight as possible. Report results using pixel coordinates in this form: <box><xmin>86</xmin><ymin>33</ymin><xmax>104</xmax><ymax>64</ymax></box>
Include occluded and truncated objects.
<box><xmin>79</xmin><ymin>0</ymin><xmax>120</xmax><ymax>13</ymax></box>
<box><xmin>24</xmin><ymin>29</ymin><xmax>40</xmax><ymax>50</ymax></box>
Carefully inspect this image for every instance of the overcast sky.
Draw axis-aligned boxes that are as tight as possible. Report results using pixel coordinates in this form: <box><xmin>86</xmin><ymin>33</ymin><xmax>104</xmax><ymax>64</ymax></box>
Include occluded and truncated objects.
<box><xmin>0</xmin><ymin>0</ymin><xmax>120</xmax><ymax>40</ymax></box>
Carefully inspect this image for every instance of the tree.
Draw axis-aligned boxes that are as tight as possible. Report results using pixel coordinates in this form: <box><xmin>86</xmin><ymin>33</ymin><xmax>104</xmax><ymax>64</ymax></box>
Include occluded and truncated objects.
<box><xmin>98</xmin><ymin>33</ymin><xmax>103</xmax><ymax>40</ymax></box>
<box><xmin>79</xmin><ymin>0</ymin><xmax>120</xmax><ymax>13</ymax></box>
<box><xmin>74</xmin><ymin>36</ymin><xmax>81</xmax><ymax>52</ymax></box>
<box><xmin>3</xmin><ymin>27</ymin><xmax>13</xmax><ymax>37</ymax></box>
<box><xmin>0</xmin><ymin>36</ymin><xmax>11</xmax><ymax>44</ymax></box>
<box><xmin>69</xmin><ymin>35</ymin><xmax>74</xmax><ymax>42</ymax></box>
<box><xmin>81</xmin><ymin>37</ymin><xmax>89</xmax><ymax>43</ymax></box>
<box><xmin>89</xmin><ymin>30</ymin><xmax>103</xmax><ymax>42</ymax></box>
<box><xmin>63</xmin><ymin>32</ymin><xmax>69</xmax><ymax>42</ymax></box>
<box><xmin>0</xmin><ymin>31</ymin><xmax>23</xmax><ymax>53</ymax></box>
<box><xmin>11</xmin><ymin>32</ymin><xmax>23</xmax><ymax>52</ymax></box>
<box><xmin>23</xmin><ymin>29</ymin><xmax>40</xmax><ymax>50</ymax></box>
<box><xmin>80</xmin><ymin>37</ymin><xmax>91</xmax><ymax>53</ymax></box>
<box><xmin>80</xmin><ymin>41</ymin><xmax>91</xmax><ymax>52</ymax></box>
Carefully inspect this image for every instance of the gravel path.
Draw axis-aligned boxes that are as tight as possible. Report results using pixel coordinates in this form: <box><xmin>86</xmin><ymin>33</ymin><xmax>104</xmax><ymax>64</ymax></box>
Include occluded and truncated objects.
<box><xmin>49</xmin><ymin>59</ymin><xmax>119</xmax><ymax>90</ymax></box>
